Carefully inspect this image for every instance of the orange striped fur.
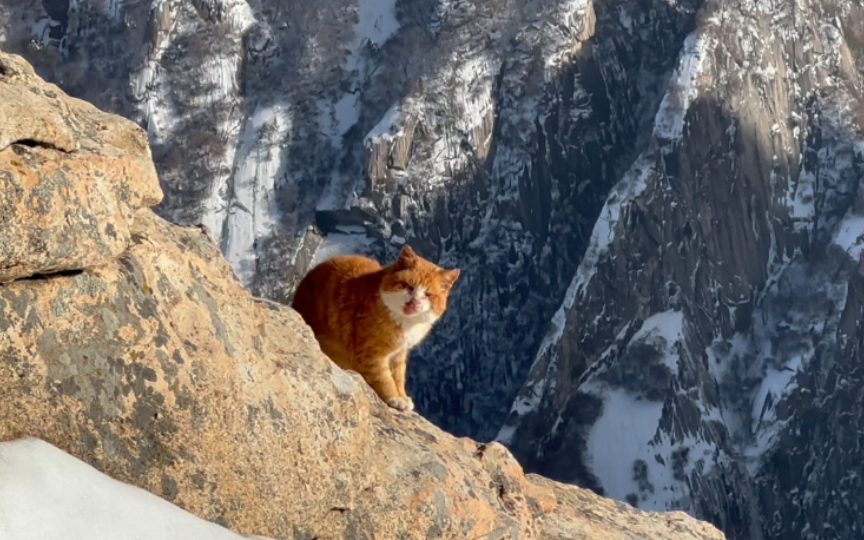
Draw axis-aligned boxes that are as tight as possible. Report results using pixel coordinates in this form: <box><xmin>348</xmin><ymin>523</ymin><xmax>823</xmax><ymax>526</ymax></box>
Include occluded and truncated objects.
<box><xmin>292</xmin><ymin>246</ymin><xmax>460</xmax><ymax>411</ymax></box>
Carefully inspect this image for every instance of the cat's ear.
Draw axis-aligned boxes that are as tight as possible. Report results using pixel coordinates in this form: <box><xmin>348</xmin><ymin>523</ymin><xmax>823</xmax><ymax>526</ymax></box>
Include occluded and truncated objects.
<box><xmin>440</xmin><ymin>269</ymin><xmax>461</xmax><ymax>290</ymax></box>
<box><xmin>397</xmin><ymin>245</ymin><xmax>419</xmax><ymax>268</ymax></box>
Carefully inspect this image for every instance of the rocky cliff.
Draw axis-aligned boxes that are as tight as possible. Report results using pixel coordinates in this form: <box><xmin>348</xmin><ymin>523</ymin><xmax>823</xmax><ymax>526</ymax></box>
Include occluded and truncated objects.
<box><xmin>0</xmin><ymin>0</ymin><xmax>703</xmax><ymax>444</ymax></box>
<box><xmin>499</xmin><ymin>1</ymin><xmax>864</xmax><ymax>540</ymax></box>
<box><xmin>3</xmin><ymin>0</ymin><xmax>864</xmax><ymax>539</ymax></box>
<box><xmin>0</xmin><ymin>50</ymin><xmax>724</xmax><ymax>540</ymax></box>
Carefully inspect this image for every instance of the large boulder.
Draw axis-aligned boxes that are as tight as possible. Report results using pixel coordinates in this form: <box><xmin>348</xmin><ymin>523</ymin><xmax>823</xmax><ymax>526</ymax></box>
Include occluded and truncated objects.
<box><xmin>0</xmin><ymin>52</ymin><xmax>162</xmax><ymax>283</ymax></box>
<box><xmin>0</xmin><ymin>51</ymin><xmax>724</xmax><ymax>540</ymax></box>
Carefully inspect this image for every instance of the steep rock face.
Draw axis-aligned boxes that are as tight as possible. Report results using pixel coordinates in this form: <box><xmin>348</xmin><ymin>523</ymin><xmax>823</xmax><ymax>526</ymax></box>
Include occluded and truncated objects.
<box><xmin>0</xmin><ymin>0</ymin><xmax>703</xmax><ymax>440</ymax></box>
<box><xmin>0</xmin><ymin>51</ymin><xmax>727</xmax><ymax>540</ymax></box>
<box><xmin>500</xmin><ymin>1</ymin><xmax>864</xmax><ymax>539</ymax></box>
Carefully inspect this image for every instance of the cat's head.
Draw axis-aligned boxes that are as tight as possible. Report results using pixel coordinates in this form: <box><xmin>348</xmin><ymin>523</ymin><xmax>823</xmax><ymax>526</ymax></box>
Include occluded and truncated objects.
<box><xmin>380</xmin><ymin>246</ymin><xmax>460</xmax><ymax>323</ymax></box>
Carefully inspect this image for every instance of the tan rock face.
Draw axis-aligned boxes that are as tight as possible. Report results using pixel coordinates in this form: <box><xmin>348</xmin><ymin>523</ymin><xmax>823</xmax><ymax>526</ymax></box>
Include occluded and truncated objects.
<box><xmin>0</xmin><ymin>52</ymin><xmax>162</xmax><ymax>283</ymax></box>
<box><xmin>0</xmin><ymin>53</ymin><xmax>724</xmax><ymax>540</ymax></box>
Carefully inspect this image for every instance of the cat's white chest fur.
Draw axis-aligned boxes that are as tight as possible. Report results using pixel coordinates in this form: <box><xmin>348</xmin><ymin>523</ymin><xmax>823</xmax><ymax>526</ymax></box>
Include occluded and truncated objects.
<box><xmin>402</xmin><ymin>321</ymin><xmax>433</xmax><ymax>349</ymax></box>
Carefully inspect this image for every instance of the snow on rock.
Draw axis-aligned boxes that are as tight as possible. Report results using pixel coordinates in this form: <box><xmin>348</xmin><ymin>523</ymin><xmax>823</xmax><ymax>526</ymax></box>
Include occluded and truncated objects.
<box><xmin>653</xmin><ymin>30</ymin><xmax>713</xmax><ymax>146</ymax></box>
<box><xmin>496</xmin><ymin>156</ymin><xmax>656</xmax><ymax>443</ymax></box>
<box><xmin>128</xmin><ymin>0</ymin><xmax>256</xmax><ymax>239</ymax></box>
<box><xmin>833</xmin><ymin>211</ymin><xmax>864</xmax><ymax>262</ymax></box>
<box><xmin>318</xmin><ymin>0</ymin><xmax>400</xmax><ymax>146</ymax></box>
<box><xmin>541</xmin><ymin>0</ymin><xmax>594</xmax><ymax>78</ymax></box>
<box><xmin>223</xmin><ymin>102</ymin><xmax>292</xmax><ymax>285</ymax></box>
<box><xmin>629</xmin><ymin>311</ymin><xmax>685</xmax><ymax>371</ymax></box>
<box><xmin>363</xmin><ymin>103</ymin><xmax>404</xmax><ymax>144</ymax></box>
<box><xmin>539</xmin><ymin>156</ymin><xmax>654</xmax><ymax>361</ymax></box>
<box><xmin>586</xmin><ymin>384</ymin><xmax>719</xmax><ymax>511</ymax></box>
<box><xmin>310</xmin><ymin>230</ymin><xmax>376</xmax><ymax>268</ymax></box>
<box><xmin>576</xmin><ymin>308</ymin><xmax>727</xmax><ymax>512</ymax></box>
<box><xmin>584</xmin><ymin>389</ymin><xmax>668</xmax><ymax>505</ymax></box>
<box><xmin>736</xmin><ymin>262</ymin><xmax>847</xmax><ymax>473</ymax></box>
<box><xmin>0</xmin><ymin>438</ymin><xmax>262</xmax><ymax>540</ymax></box>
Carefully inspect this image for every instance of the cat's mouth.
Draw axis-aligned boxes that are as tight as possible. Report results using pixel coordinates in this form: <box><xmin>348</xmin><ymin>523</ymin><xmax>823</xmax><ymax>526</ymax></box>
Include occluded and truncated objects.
<box><xmin>403</xmin><ymin>299</ymin><xmax>422</xmax><ymax>315</ymax></box>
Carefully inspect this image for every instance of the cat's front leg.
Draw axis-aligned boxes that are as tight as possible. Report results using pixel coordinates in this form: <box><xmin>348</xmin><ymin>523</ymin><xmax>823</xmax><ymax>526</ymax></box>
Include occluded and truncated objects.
<box><xmin>390</xmin><ymin>351</ymin><xmax>414</xmax><ymax>411</ymax></box>
<box><xmin>363</xmin><ymin>363</ymin><xmax>413</xmax><ymax>411</ymax></box>
<box><xmin>389</xmin><ymin>350</ymin><xmax>414</xmax><ymax>411</ymax></box>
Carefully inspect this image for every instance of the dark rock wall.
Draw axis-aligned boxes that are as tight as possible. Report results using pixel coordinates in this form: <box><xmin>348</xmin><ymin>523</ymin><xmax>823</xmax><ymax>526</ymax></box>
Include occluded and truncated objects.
<box><xmin>502</xmin><ymin>0</ymin><xmax>864</xmax><ymax>539</ymax></box>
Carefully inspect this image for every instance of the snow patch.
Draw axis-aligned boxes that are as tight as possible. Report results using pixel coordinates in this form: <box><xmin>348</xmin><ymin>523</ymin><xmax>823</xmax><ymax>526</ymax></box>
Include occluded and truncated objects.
<box><xmin>130</xmin><ymin>0</ymin><xmax>256</xmax><ymax>246</ymax></box>
<box><xmin>223</xmin><ymin>102</ymin><xmax>293</xmax><ymax>285</ymax></box>
<box><xmin>311</xmin><ymin>232</ymin><xmax>376</xmax><ymax>268</ymax></box>
<box><xmin>832</xmin><ymin>211</ymin><xmax>864</xmax><ymax>262</ymax></box>
<box><xmin>653</xmin><ymin>30</ymin><xmax>713</xmax><ymax>145</ymax></box>
<box><xmin>496</xmin><ymin>424</ymin><xmax>517</xmax><ymax>445</ymax></box>
<box><xmin>629</xmin><ymin>311</ymin><xmax>685</xmax><ymax>371</ymax></box>
<box><xmin>0</xmin><ymin>438</ymin><xmax>263</xmax><ymax>540</ymax></box>
<box><xmin>585</xmin><ymin>384</ymin><xmax>720</xmax><ymax>511</ymax></box>
<box><xmin>319</xmin><ymin>0</ymin><xmax>400</xmax><ymax>145</ymax></box>
<box><xmin>586</xmin><ymin>388</ymin><xmax>666</xmax><ymax>504</ymax></box>
<box><xmin>787</xmin><ymin>170</ymin><xmax>816</xmax><ymax>226</ymax></box>
<box><xmin>364</xmin><ymin>103</ymin><xmax>404</xmax><ymax>144</ymax></box>
<box><xmin>541</xmin><ymin>0</ymin><xmax>593</xmax><ymax>78</ymax></box>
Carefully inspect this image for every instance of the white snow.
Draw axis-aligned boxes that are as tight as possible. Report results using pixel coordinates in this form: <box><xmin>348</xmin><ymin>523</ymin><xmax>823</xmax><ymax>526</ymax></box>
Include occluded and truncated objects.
<box><xmin>130</xmin><ymin>0</ymin><xmax>256</xmax><ymax>247</ymax></box>
<box><xmin>629</xmin><ymin>311</ymin><xmax>685</xmax><ymax>371</ymax></box>
<box><xmin>427</xmin><ymin>52</ymin><xmax>497</xmax><ymax>180</ymax></box>
<box><xmin>496</xmin><ymin>424</ymin><xmax>517</xmax><ymax>445</ymax></box>
<box><xmin>310</xmin><ymin>232</ymin><xmax>376</xmax><ymax>268</ymax></box>
<box><xmin>223</xmin><ymin>102</ymin><xmax>293</xmax><ymax>285</ymax></box>
<box><xmin>751</xmin><ymin>356</ymin><xmax>800</xmax><ymax>428</ymax></box>
<box><xmin>364</xmin><ymin>103</ymin><xmax>404</xmax><ymax>144</ymax></box>
<box><xmin>511</xmin><ymin>375</ymin><xmax>550</xmax><ymax>416</ymax></box>
<box><xmin>653</xmin><ymin>30</ymin><xmax>712</xmax><ymax>144</ymax></box>
<box><xmin>319</xmin><ymin>0</ymin><xmax>400</xmax><ymax>145</ymax></box>
<box><xmin>354</xmin><ymin>0</ymin><xmax>400</xmax><ymax>49</ymax></box>
<box><xmin>787</xmin><ymin>170</ymin><xmax>816</xmax><ymax>226</ymax></box>
<box><xmin>832</xmin><ymin>211</ymin><xmax>864</xmax><ymax>262</ymax></box>
<box><xmin>585</xmin><ymin>388</ymin><xmax>667</xmax><ymax>504</ymax></box>
<box><xmin>0</xmin><ymin>438</ymin><xmax>265</xmax><ymax>540</ymax></box>
<box><xmin>541</xmin><ymin>0</ymin><xmax>593</xmax><ymax>78</ymax></box>
<box><xmin>29</xmin><ymin>18</ymin><xmax>62</xmax><ymax>49</ymax></box>
<box><xmin>584</xmin><ymin>383</ymin><xmax>721</xmax><ymax>511</ymax></box>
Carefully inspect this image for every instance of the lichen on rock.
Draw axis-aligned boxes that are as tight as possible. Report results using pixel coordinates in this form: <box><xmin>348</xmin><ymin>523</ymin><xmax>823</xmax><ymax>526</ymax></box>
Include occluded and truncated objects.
<box><xmin>0</xmin><ymin>52</ymin><xmax>162</xmax><ymax>283</ymax></box>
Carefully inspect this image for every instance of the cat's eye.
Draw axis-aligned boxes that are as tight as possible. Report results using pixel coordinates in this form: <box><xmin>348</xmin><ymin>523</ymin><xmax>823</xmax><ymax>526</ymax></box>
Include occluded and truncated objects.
<box><xmin>397</xmin><ymin>281</ymin><xmax>411</xmax><ymax>289</ymax></box>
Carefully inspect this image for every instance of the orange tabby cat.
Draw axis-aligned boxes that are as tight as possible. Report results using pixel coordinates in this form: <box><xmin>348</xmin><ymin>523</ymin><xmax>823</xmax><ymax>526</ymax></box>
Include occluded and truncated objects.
<box><xmin>292</xmin><ymin>245</ymin><xmax>460</xmax><ymax>411</ymax></box>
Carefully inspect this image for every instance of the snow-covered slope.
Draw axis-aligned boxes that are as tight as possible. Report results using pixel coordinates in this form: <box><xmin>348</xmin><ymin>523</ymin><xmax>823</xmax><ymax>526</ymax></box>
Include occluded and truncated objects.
<box><xmin>0</xmin><ymin>438</ymin><xmax>263</xmax><ymax>540</ymax></box>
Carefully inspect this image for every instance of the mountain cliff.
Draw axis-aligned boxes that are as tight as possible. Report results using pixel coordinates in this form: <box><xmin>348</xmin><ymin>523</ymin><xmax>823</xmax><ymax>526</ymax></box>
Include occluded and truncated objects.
<box><xmin>498</xmin><ymin>1</ymin><xmax>864</xmax><ymax>540</ymax></box>
<box><xmin>3</xmin><ymin>0</ymin><xmax>864</xmax><ymax>539</ymax></box>
<box><xmin>0</xmin><ymin>0</ymin><xmax>703</xmax><ymax>443</ymax></box>
<box><xmin>0</xmin><ymin>49</ymin><xmax>724</xmax><ymax>540</ymax></box>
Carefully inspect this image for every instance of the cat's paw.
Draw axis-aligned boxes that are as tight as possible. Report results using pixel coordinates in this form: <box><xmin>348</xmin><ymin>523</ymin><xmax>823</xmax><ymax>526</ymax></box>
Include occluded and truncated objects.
<box><xmin>387</xmin><ymin>397</ymin><xmax>415</xmax><ymax>411</ymax></box>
